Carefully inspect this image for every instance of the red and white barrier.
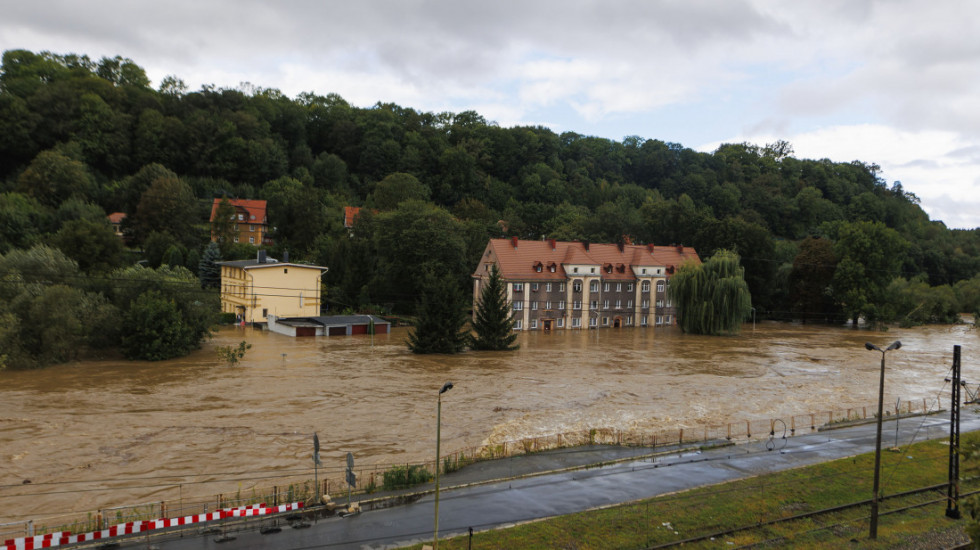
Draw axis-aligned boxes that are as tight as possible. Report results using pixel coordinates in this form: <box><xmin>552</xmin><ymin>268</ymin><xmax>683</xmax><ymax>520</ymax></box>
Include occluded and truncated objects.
<box><xmin>3</xmin><ymin>502</ymin><xmax>303</xmax><ymax>550</ymax></box>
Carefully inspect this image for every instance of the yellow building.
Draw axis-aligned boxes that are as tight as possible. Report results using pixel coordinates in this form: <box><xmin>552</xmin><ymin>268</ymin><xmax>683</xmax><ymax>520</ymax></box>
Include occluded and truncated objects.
<box><xmin>218</xmin><ymin>252</ymin><xmax>328</xmax><ymax>325</ymax></box>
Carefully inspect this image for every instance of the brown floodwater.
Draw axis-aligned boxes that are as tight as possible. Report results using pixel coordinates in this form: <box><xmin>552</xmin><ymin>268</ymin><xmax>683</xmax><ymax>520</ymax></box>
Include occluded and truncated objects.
<box><xmin>0</xmin><ymin>321</ymin><xmax>975</xmax><ymax>525</ymax></box>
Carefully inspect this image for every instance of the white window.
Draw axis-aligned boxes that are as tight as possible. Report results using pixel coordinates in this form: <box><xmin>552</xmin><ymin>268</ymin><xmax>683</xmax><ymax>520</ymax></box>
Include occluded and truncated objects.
<box><xmin>666</xmin><ymin>315</ymin><xmax>672</xmax><ymax>324</ymax></box>
<box><xmin>657</xmin><ymin>281</ymin><xmax>665</xmax><ymax>293</ymax></box>
<box><xmin>549</xmin><ymin>265</ymin><xmax>556</xmax><ymax>272</ymax></box>
<box><xmin>530</xmin><ymin>319</ymin><xmax>538</xmax><ymax>329</ymax></box>
<box><xmin>641</xmin><ymin>268</ymin><xmax>647</xmax><ymax>274</ymax></box>
<box><xmin>572</xmin><ymin>318</ymin><xmax>581</xmax><ymax>328</ymax></box>
<box><xmin>603</xmin><ymin>299</ymin><xmax>609</xmax><ymax>309</ymax></box>
<box><xmin>615</xmin><ymin>300</ymin><xmax>621</xmax><ymax>309</ymax></box>
<box><xmin>656</xmin><ymin>300</ymin><xmax>664</xmax><ymax>308</ymax></box>
<box><xmin>531</xmin><ymin>301</ymin><xmax>538</xmax><ymax>310</ymax></box>
<box><xmin>589</xmin><ymin>317</ymin><xmax>597</xmax><ymax>327</ymax></box>
<box><xmin>249</xmin><ymin>237</ymin><xmax>255</xmax><ymax>244</ymax></box>
<box><xmin>591</xmin><ymin>267</ymin><xmax>596</xmax><ymax>273</ymax></box>
<box><xmin>656</xmin><ymin>316</ymin><xmax>663</xmax><ymax>325</ymax></box>
<box><xmin>559</xmin><ymin>300</ymin><xmax>566</xmax><ymax>310</ymax></box>
<box><xmin>642</xmin><ymin>316</ymin><xmax>649</xmax><ymax>326</ymax></box>
<box><xmin>642</xmin><ymin>281</ymin><xmax>650</xmax><ymax>292</ymax></box>
<box><xmin>590</xmin><ymin>300</ymin><xmax>598</xmax><ymax>310</ymax></box>
<box><xmin>627</xmin><ymin>300</ymin><xmax>633</xmax><ymax>308</ymax></box>
<box><xmin>590</xmin><ymin>281</ymin><xmax>599</xmax><ymax>292</ymax></box>
<box><xmin>603</xmin><ymin>283</ymin><xmax>610</xmax><ymax>292</ymax></box>
<box><xmin>545</xmin><ymin>300</ymin><xmax>552</xmax><ymax>309</ymax></box>
<box><xmin>513</xmin><ymin>283</ymin><xmax>523</xmax><ymax>292</ymax></box>
<box><xmin>557</xmin><ymin>318</ymin><xmax>565</xmax><ymax>328</ymax></box>
<box><xmin>573</xmin><ymin>301</ymin><xmax>582</xmax><ymax>310</ymax></box>
<box><xmin>627</xmin><ymin>283</ymin><xmax>634</xmax><ymax>291</ymax></box>
<box><xmin>234</xmin><ymin>236</ymin><xmax>239</xmax><ymax>243</ymax></box>
<box><xmin>514</xmin><ymin>301</ymin><xmax>523</xmax><ymax>311</ymax></box>
<box><xmin>535</xmin><ymin>265</ymin><xmax>542</xmax><ymax>272</ymax></box>
<box><xmin>559</xmin><ymin>283</ymin><xmax>565</xmax><ymax>292</ymax></box>
<box><xmin>573</xmin><ymin>267</ymin><xmax>579</xmax><ymax>273</ymax></box>
<box><xmin>616</xmin><ymin>283</ymin><xmax>622</xmax><ymax>292</ymax></box>
<box><xmin>531</xmin><ymin>283</ymin><xmax>539</xmax><ymax>291</ymax></box>
<box><xmin>573</xmin><ymin>282</ymin><xmax>582</xmax><ymax>292</ymax></box>
<box><xmin>514</xmin><ymin>320</ymin><xmax>523</xmax><ymax>330</ymax></box>
<box><xmin>627</xmin><ymin>316</ymin><xmax>633</xmax><ymax>326</ymax></box>
<box><xmin>546</xmin><ymin>283</ymin><xmax>552</xmax><ymax>292</ymax></box>
<box><xmin>238</xmin><ymin>214</ymin><xmax>244</xmax><ymax>221</ymax></box>
<box><xmin>667</xmin><ymin>299</ymin><xmax>672</xmax><ymax>307</ymax></box>
<box><xmin>642</xmin><ymin>299</ymin><xmax>650</xmax><ymax>309</ymax></box>
<box><xmin>602</xmin><ymin>317</ymin><xmax>609</xmax><ymax>326</ymax></box>
<box><xmin>250</xmin><ymin>225</ymin><xmax>255</xmax><ymax>231</ymax></box>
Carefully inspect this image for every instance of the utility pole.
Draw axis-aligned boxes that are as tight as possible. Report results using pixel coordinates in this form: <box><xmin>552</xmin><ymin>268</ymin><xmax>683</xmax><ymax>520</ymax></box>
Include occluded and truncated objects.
<box><xmin>946</xmin><ymin>345</ymin><xmax>961</xmax><ymax>519</ymax></box>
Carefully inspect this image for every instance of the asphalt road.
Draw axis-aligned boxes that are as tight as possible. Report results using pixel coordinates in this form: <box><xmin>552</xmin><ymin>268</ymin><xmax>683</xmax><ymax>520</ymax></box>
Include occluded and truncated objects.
<box><xmin>119</xmin><ymin>407</ymin><xmax>977</xmax><ymax>549</ymax></box>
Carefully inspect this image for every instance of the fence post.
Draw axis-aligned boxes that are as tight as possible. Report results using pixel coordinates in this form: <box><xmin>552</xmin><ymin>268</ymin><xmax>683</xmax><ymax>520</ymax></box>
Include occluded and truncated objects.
<box><xmin>27</xmin><ymin>520</ymin><xmax>33</xmax><ymax>537</ymax></box>
<box><xmin>790</xmin><ymin>416</ymin><xmax>795</xmax><ymax>435</ymax></box>
<box><xmin>727</xmin><ymin>423</ymin><xmax>732</xmax><ymax>440</ymax></box>
<box><xmin>863</xmin><ymin>406</ymin><xmax>867</xmax><ymax>419</ymax></box>
<box><xmin>679</xmin><ymin>428</ymin><xmax>683</xmax><ymax>444</ymax></box>
<box><xmin>161</xmin><ymin>501</ymin><xmax>166</xmax><ymax>519</ymax></box>
<box><xmin>746</xmin><ymin>420</ymin><xmax>751</xmax><ymax>438</ymax></box>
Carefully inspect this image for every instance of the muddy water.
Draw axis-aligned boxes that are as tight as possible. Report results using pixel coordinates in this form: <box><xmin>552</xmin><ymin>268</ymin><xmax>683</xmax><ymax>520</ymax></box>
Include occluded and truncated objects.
<box><xmin>0</xmin><ymin>322</ymin><xmax>975</xmax><ymax>524</ymax></box>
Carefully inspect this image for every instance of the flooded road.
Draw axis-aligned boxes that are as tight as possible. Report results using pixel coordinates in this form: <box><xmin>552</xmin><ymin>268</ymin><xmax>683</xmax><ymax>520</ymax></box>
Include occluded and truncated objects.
<box><xmin>0</xmin><ymin>322</ymin><xmax>975</xmax><ymax>524</ymax></box>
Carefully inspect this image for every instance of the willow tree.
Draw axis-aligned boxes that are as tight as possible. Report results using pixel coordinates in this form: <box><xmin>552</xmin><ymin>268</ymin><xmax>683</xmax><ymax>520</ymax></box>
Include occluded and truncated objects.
<box><xmin>668</xmin><ymin>249</ymin><xmax>752</xmax><ymax>335</ymax></box>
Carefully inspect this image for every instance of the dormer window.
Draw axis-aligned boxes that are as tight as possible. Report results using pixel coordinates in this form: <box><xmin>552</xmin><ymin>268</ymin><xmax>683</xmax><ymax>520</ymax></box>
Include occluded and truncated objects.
<box><xmin>547</xmin><ymin>262</ymin><xmax>557</xmax><ymax>272</ymax></box>
<box><xmin>533</xmin><ymin>261</ymin><xmax>543</xmax><ymax>273</ymax></box>
<box><xmin>604</xmin><ymin>263</ymin><xmax>613</xmax><ymax>274</ymax></box>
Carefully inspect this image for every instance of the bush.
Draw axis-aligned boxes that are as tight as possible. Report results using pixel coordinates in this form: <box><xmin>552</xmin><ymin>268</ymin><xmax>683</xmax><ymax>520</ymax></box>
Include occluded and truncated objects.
<box><xmin>381</xmin><ymin>464</ymin><xmax>432</xmax><ymax>490</ymax></box>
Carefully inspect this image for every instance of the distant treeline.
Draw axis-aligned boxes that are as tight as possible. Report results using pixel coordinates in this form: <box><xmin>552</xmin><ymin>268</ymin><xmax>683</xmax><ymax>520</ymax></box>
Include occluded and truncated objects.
<box><xmin>2</xmin><ymin>49</ymin><xmax>980</xmax><ymax>366</ymax></box>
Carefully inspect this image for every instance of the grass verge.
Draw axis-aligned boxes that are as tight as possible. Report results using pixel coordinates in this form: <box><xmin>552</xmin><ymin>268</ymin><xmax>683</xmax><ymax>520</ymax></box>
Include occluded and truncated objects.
<box><xmin>403</xmin><ymin>433</ymin><xmax>979</xmax><ymax>549</ymax></box>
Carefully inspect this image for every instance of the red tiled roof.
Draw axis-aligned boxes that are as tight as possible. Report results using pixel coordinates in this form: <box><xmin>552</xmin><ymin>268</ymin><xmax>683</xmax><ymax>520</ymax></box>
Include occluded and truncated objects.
<box><xmin>210</xmin><ymin>199</ymin><xmax>267</xmax><ymax>224</ymax></box>
<box><xmin>474</xmin><ymin>238</ymin><xmax>700</xmax><ymax>280</ymax></box>
<box><xmin>107</xmin><ymin>212</ymin><xmax>127</xmax><ymax>223</ymax></box>
<box><xmin>344</xmin><ymin>206</ymin><xmax>361</xmax><ymax>228</ymax></box>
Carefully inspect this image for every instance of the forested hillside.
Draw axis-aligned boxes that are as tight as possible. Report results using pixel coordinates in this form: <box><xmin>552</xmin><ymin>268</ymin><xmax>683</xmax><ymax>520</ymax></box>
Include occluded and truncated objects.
<box><xmin>2</xmin><ymin>49</ymin><xmax>980</xmax><ymax>367</ymax></box>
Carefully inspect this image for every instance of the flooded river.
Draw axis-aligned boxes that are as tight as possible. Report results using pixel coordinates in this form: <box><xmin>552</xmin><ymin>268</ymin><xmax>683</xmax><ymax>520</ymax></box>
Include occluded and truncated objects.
<box><xmin>0</xmin><ymin>322</ymin><xmax>976</xmax><ymax>524</ymax></box>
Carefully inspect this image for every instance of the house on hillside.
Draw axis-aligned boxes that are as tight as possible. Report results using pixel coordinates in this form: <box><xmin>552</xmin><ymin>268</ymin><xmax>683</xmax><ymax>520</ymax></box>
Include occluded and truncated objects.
<box><xmin>343</xmin><ymin>206</ymin><xmax>361</xmax><ymax>229</ymax></box>
<box><xmin>107</xmin><ymin>212</ymin><xmax>126</xmax><ymax>238</ymax></box>
<box><xmin>472</xmin><ymin>238</ymin><xmax>700</xmax><ymax>330</ymax></box>
<box><xmin>210</xmin><ymin>198</ymin><xmax>273</xmax><ymax>246</ymax></box>
<box><xmin>218</xmin><ymin>251</ymin><xmax>328</xmax><ymax>326</ymax></box>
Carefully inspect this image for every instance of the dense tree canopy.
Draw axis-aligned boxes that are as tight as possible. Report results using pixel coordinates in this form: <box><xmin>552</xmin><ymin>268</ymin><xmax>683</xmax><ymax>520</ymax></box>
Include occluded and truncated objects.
<box><xmin>669</xmin><ymin>250</ymin><xmax>753</xmax><ymax>335</ymax></box>
<box><xmin>2</xmin><ymin>48</ymin><xmax>980</xmax><ymax>367</ymax></box>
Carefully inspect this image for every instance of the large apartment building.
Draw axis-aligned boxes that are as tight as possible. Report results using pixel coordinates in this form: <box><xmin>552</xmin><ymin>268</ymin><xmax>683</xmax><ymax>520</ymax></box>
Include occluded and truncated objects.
<box><xmin>472</xmin><ymin>238</ymin><xmax>700</xmax><ymax>330</ymax></box>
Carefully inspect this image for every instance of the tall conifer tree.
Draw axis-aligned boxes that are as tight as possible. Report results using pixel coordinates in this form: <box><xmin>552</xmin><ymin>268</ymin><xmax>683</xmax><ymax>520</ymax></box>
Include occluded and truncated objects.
<box><xmin>470</xmin><ymin>265</ymin><xmax>518</xmax><ymax>351</ymax></box>
<box><xmin>407</xmin><ymin>271</ymin><xmax>469</xmax><ymax>354</ymax></box>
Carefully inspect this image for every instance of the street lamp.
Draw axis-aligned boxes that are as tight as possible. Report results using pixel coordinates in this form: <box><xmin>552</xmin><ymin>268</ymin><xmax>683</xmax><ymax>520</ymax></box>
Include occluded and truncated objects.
<box><xmin>865</xmin><ymin>340</ymin><xmax>901</xmax><ymax>540</ymax></box>
<box><xmin>434</xmin><ymin>381</ymin><xmax>453</xmax><ymax>550</ymax></box>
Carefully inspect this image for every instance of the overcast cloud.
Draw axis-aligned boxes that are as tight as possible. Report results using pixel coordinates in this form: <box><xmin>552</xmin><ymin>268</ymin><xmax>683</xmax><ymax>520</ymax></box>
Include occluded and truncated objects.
<box><xmin>3</xmin><ymin>0</ymin><xmax>980</xmax><ymax>228</ymax></box>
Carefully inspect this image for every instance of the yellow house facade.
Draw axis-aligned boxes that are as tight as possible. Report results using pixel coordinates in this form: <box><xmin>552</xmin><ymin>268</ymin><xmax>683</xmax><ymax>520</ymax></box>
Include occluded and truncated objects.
<box><xmin>218</xmin><ymin>255</ymin><xmax>328</xmax><ymax>324</ymax></box>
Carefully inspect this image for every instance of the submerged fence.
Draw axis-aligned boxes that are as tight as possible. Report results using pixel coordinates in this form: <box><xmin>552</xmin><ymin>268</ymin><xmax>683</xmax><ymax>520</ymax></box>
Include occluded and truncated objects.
<box><xmin>3</xmin><ymin>396</ymin><xmax>940</xmax><ymax>540</ymax></box>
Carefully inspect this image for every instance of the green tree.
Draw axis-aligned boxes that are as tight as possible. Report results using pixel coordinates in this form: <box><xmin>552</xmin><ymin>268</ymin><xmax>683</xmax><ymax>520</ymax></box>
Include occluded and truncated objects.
<box><xmin>668</xmin><ymin>249</ymin><xmax>753</xmax><ymax>335</ymax></box>
<box><xmin>830</xmin><ymin>221</ymin><xmax>908</xmax><ymax>326</ymax></box>
<box><xmin>121</xmin><ymin>289</ymin><xmax>197</xmax><ymax>360</ymax></box>
<box><xmin>470</xmin><ymin>265</ymin><xmax>518</xmax><ymax>351</ymax></box>
<box><xmin>407</xmin><ymin>271</ymin><xmax>469</xmax><ymax>354</ymax></box>
<box><xmin>50</xmin><ymin>218</ymin><xmax>123</xmax><ymax>273</ymax></box>
<box><xmin>17</xmin><ymin>149</ymin><xmax>96</xmax><ymax>207</ymax></box>
<box><xmin>133</xmin><ymin>174</ymin><xmax>201</xmax><ymax>247</ymax></box>
<box><xmin>789</xmin><ymin>237</ymin><xmax>839</xmax><ymax>323</ymax></box>
<box><xmin>198</xmin><ymin>241</ymin><xmax>222</xmax><ymax>289</ymax></box>
<box><xmin>211</xmin><ymin>197</ymin><xmax>239</xmax><ymax>251</ymax></box>
<box><xmin>370</xmin><ymin>172</ymin><xmax>431</xmax><ymax>210</ymax></box>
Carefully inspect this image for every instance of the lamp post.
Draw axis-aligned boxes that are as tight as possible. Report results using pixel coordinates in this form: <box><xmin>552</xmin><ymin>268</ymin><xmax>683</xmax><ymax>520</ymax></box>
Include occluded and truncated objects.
<box><xmin>865</xmin><ymin>340</ymin><xmax>901</xmax><ymax>540</ymax></box>
<box><xmin>434</xmin><ymin>381</ymin><xmax>453</xmax><ymax>550</ymax></box>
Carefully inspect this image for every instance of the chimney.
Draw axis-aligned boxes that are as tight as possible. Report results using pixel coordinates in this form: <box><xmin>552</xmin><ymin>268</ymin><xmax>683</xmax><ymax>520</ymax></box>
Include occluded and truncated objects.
<box><xmin>617</xmin><ymin>242</ymin><xmax>624</xmax><ymax>252</ymax></box>
<box><xmin>283</xmin><ymin>250</ymin><xmax>289</xmax><ymax>263</ymax></box>
<box><xmin>676</xmin><ymin>244</ymin><xmax>683</xmax><ymax>253</ymax></box>
<box><xmin>511</xmin><ymin>236</ymin><xmax>519</xmax><ymax>248</ymax></box>
<box><xmin>647</xmin><ymin>243</ymin><xmax>654</xmax><ymax>253</ymax></box>
<box><xmin>549</xmin><ymin>238</ymin><xmax>556</xmax><ymax>250</ymax></box>
<box><xmin>583</xmin><ymin>241</ymin><xmax>590</xmax><ymax>252</ymax></box>
<box><xmin>257</xmin><ymin>250</ymin><xmax>267</xmax><ymax>264</ymax></box>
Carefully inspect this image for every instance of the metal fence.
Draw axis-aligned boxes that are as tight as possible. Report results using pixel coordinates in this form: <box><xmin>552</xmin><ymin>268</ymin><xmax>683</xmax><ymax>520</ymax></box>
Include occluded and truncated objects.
<box><xmin>7</xmin><ymin>396</ymin><xmax>939</xmax><ymax>539</ymax></box>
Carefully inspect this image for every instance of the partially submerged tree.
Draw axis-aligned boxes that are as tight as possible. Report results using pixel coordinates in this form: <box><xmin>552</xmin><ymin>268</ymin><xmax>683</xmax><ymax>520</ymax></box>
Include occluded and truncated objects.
<box><xmin>669</xmin><ymin>249</ymin><xmax>752</xmax><ymax>336</ymax></box>
<box><xmin>407</xmin><ymin>271</ymin><xmax>469</xmax><ymax>354</ymax></box>
<box><xmin>470</xmin><ymin>265</ymin><xmax>518</xmax><ymax>351</ymax></box>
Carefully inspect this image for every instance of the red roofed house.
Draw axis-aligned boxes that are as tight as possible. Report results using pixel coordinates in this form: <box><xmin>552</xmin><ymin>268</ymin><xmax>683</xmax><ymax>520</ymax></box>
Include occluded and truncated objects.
<box><xmin>472</xmin><ymin>238</ymin><xmax>700</xmax><ymax>331</ymax></box>
<box><xmin>210</xmin><ymin>199</ymin><xmax>272</xmax><ymax>246</ymax></box>
<box><xmin>107</xmin><ymin>212</ymin><xmax>126</xmax><ymax>238</ymax></box>
<box><xmin>343</xmin><ymin>206</ymin><xmax>361</xmax><ymax>228</ymax></box>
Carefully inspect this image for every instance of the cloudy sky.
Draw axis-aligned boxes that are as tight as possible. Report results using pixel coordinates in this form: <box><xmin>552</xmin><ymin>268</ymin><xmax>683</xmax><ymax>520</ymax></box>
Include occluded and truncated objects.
<box><xmin>4</xmin><ymin>1</ymin><xmax>980</xmax><ymax>228</ymax></box>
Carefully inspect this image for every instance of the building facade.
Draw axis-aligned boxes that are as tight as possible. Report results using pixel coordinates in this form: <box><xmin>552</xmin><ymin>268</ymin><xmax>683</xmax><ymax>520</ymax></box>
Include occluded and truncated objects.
<box><xmin>472</xmin><ymin>238</ymin><xmax>700</xmax><ymax>330</ymax></box>
<box><xmin>218</xmin><ymin>252</ymin><xmax>328</xmax><ymax>325</ymax></box>
<box><xmin>209</xmin><ymin>198</ymin><xmax>273</xmax><ymax>246</ymax></box>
